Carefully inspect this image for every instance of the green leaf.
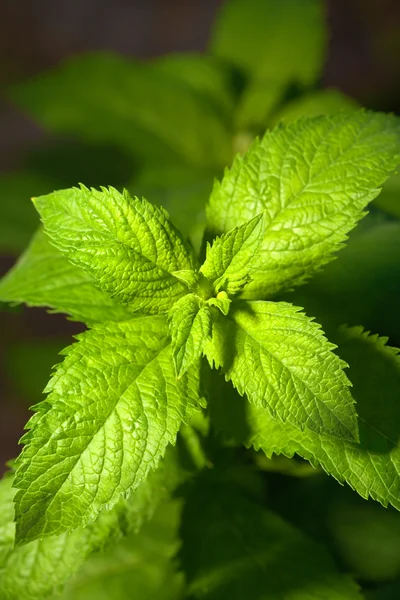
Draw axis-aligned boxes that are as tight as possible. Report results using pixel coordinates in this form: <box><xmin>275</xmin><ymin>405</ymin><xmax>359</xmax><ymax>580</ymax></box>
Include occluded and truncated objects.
<box><xmin>234</xmin><ymin>81</ymin><xmax>283</xmax><ymax>131</ymax></box>
<box><xmin>180</xmin><ymin>471</ymin><xmax>360</xmax><ymax>599</ymax></box>
<box><xmin>0</xmin><ymin>453</ymin><xmax>181</xmax><ymax>600</ymax></box>
<box><xmin>210</xmin><ymin>0</ymin><xmax>327</xmax><ymax>86</ymax></box>
<box><xmin>62</xmin><ymin>501</ymin><xmax>184</xmax><ymax>600</ymax></box>
<box><xmin>0</xmin><ymin>229</ymin><xmax>131</xmax><ymax>325</ymax></box>
<box><xmin>270</xmin><ymin>89</ymin><xmax>359</xmax><ymax>126</ymax></box>
<box><xmin>0</xmin><ymin>171</ymin><xmax>56</xmax><ymax>253</ymax></box>
<box><xmin>0</xmin><ymin>474</ymin><xmax>15</xmax><ymax>566</ymax></box>
<box><xmin>206</xmin><ymin>111</ymin><xmax>400</xmax><ymax>297</ymax></box>
<box><xmin>13</xmin><ymin>316</ymin><xmax>203</xmax><ymax>544</ymax></box>
<box><xmin>200</xmin><ymin>212</ymin><xmax>265</xmax><ymax>295</ymax></box>
<box><xmin>207</xmin><ymin>292</ymin><xmax>231</xmax><ymax>316</ymax></box>
<box><xmin>205</xmin><ymin>301</ymin><xmax>358</xmax><ymax>441</ymax></box>
<box><xmin>169</xmin><ymin>294</ymin><xmax>212</xmax><ymax>378</ymax></box>
<box><xmin>247</xmin><ymin>327</ymin><xmax>400</xmax><ymax>511</ymax></box>
<box><xmin>33</xmin><ymin>185</ymin><xmax>196</xmax><ymax>314</ymax></box>
<box><xmin>328</xmin><ymin>489</ymin><xmax>400</xmax><ymax>582</ymax></box>
<box><xmin>10</xmin><ymin>52</ymin><xmax>231</xmax><ymax>169</ymax></box>
<box><xmin>150</xmin><ymin>52</ymin><xmax>234</xmax><ymax>116</ymax></box>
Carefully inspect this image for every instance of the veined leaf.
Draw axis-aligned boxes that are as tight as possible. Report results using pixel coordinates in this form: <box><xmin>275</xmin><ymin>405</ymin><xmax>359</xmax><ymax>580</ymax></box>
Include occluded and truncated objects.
<box><xmin>206</xmin><ymin>111</ymin><xmax>400</xmax><ymax>297</ymax></box>
<box><xmin>248</xmin><ymin>327</ymin><xmax>400</xmax><ymax>511</ymax></box>
<box><xmin>200</xmin><ymin>212</ymin><xmax>265</xmax><ymax>295</ymax></box>
<box><xmin>0</xmin><ymin>452</ymin><xmax>181</xmax><ymax>600</ymax></box>
<box><xmin>0</xmin><ymin>229</ymin><xmax>131</xmax><ymax>325</ymax></box>
<box><xmin>180</xmin><ymin>471</ymin><xmax>360</xmax><ymax>599</ymax></box>
<box><xmin>33</xmin><ymin>185</ymin><xmax>196</xmax><ymax>314</ymax></box>
<box><xmin>13</xmin><ymin>316</ymin><xmax>203</xmax><ymax>545</ymax></box>
<box><xmin>205</xmin><ymin>301</ymin><xmax>358</xmax><ymax>442</ymax></box>
<box><xmin>210</xmin><ymin>0</ymin><xmax>327</xmax><ymax>86</ymax></box>
<box><xmin>9</xmin><ymin>52</ymin><xmax>231</xmax><ymax>169</ymax></box>
<box><xmin>169</xmin><ymin>294</ymin><xmax>212</xmax><ymax>378</ymax></box>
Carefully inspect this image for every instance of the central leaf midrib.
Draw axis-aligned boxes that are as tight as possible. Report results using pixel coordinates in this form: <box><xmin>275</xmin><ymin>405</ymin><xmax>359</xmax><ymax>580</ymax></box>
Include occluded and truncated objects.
<box><xmin>51</xmin><ymin>205</ymin><xmax>188</xmax><ymax>288</ymax></box>
<box><xmin>21</xmin><ymin>338</ymin><xmax>172</xmax><ymax>535</ymax></box>
<box><xmin>227</xmin><ymin>311</ymin><xmax>355</xmax><ymax>439</ymax></box>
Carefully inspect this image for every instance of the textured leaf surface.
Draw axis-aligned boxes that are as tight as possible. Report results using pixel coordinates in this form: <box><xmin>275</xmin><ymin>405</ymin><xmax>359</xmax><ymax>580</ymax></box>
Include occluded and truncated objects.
<box><xmin>0</xmin><ymin>229</ymin><xmax>131</xmax><ymax>325</ymax></box>
<box><xmin>10</xmin><ymin>52</ymin><xmax>231</xmax><ymax>168</ymax></box>
<box><xmin>0</xmin><ymin>455</ymin><xmax>180</xmax><ymax>600</ymax></box>
<box><xmin>14</xmin><ymin>316</ymin><xmax>202</xmax><ymax>544</ymax></box>
<box><xmin>248</xmin><ymin>327</ymin><xmax>400</xmax><ymax>511</ymax></box>
<box><xmin>205</xmin><ymin>301</ymin><xmax>358</xmax><ymax>441</ymax></box>
<box><xmin>201</xmin><ymin>213</ymin><xmax>265</xmax><ymax>295</ymax></box>
<box><xmin>210</xmin><ymin>0</ymin><xmax>326</xmax><ymax>86</ymax></box>
<box><xmin>207</xmin><ymin>112</ymin><xmax>400</xmax><ymax>297</ymax></box>
<box><xmin>33</xmin><ymin>186</ymin><xmax>196</xmax><ymax>314</ymax></box>
<box><xmin>180</xmin><ymin>471</ymin><xmax>360</xmax><ymax>599</ymax></box>
<box><xmin>169</xmin><ymin>294</ymin><xmax>211</xmax><ymax>378</ymax></box>
<box><xmin>62</xmin><ymin>501</ymin><xmax>184</xmax><ymax>600</ymax></box>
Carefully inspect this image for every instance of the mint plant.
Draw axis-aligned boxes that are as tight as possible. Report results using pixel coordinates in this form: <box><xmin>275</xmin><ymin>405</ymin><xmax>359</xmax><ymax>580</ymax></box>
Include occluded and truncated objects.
<box><xmin>1</xmin><ymin>109</ymin><xmax>400</xmax><ymax>598</ymax></box>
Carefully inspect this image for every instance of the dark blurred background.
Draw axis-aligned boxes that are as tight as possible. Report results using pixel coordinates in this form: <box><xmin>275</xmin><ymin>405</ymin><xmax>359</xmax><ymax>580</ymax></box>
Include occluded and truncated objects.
<box><xmin>1</xmin><ymin>0</ymin><xmax>400</xmax><ymax>472</ymax></box>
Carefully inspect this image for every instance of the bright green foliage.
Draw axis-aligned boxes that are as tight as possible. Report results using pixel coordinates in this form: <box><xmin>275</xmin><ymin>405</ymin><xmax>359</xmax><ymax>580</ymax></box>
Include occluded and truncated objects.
<box><xmin>169</xmin><ymin>294</ymin><xmax>212</xmax><ymax>377</ymax></box>
<box><xmin>200</xmin><ymin>212</ymin><xmax>265</xmax><ymax>295</ymax></box>
<box><xmin>0</xmin><ymin>453</ymin><xmax>180</xmax><ymax>600</ymax></box>
<box><xmin>9</xmin><ymin>53</ymin><xmax>231</xmax><ymax>169</ymax></box>
<box><xmin>247</xmin><ymin>327</ymin><xmax>400</xmax><ymax>511</ymax></box>
<box><xmin>180</xmin><ymin>471</ymin><xmax>360</xmax><ymax>599</ymax></box>
<box><xmin>33</xmin><ymin>185</ymin><xmax>196</xmax><ymax>314</ymax></box>
<box><xmin>210</xmin><ymin>0</ymin><xmax>327</xmax><ymax>86</ymax></box>
<box><xmin>2</xmin><ymin>104</ymin><xmax>400</xmax><ymax>599</ymax></box>
<box><xmin>207</xmin><ymin>292</ymin><xmax>231</xmax><ymax>316</ymax></box>
<box><xmin>207</xmin><ymin>112</ymin><xmax>400</xmax><ymax>297</ymax></box>
<box><xmin>205</xmin><ymin>301</ymin><xmax>358</xmax><ymax>441</ymax></box>
<box><xmin>0</xmin><ymin>229</ymin><xmax>131</xmax><ymax>325</ymax></box>
<box><xmin>0</xmin><ymin>475</ymin><xmax>14</xmax><ymax>566</ymax></box>
<box><xmin>62</xmin><ymin>501</ymin><xmax>184</xmax><ymax>600</ymax></box>
<box><xmin>13</xmin><ymin>317</ymin><xmax>202</xmax><ymax>544</ymax></box>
